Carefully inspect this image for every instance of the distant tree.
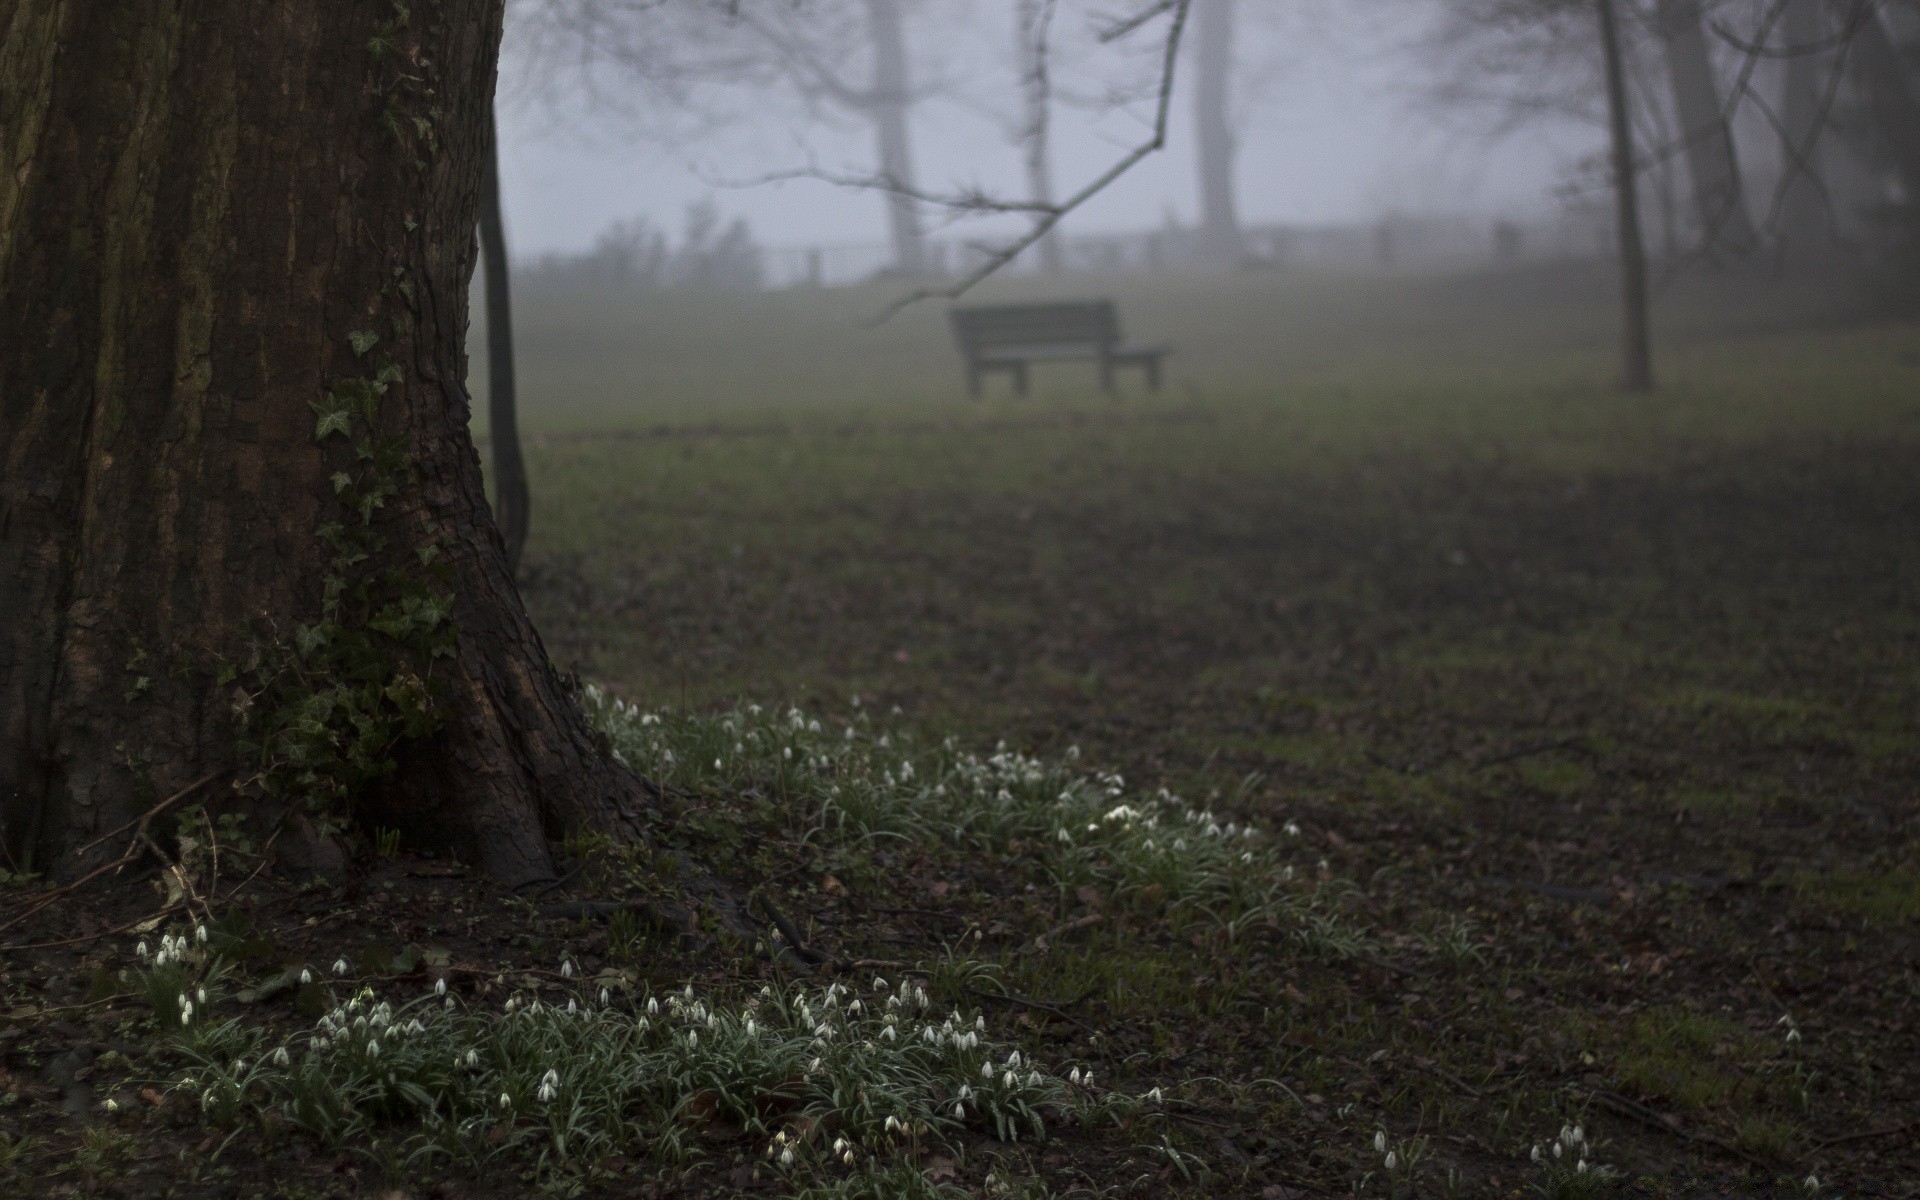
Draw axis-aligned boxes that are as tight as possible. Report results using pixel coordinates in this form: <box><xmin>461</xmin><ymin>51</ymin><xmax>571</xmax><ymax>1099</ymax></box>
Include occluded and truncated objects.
<box><xmin>1652</xmin><ymin>0</ymin><xmax>1758</xmax><ymax>255</ymax></box>
<box><xmin>1598</xmin><ymin>0</ymin><xmax>1656</xmax><ymax>389</ymax></box>
<box><xmin>515</xmin><ymin>0</ymin><xmax>936</xmax><ymax>276</ymax></box>
<box><xmin>1014</xmin><ymin>0</ymin><xmax>1067</xmax><ymax>273</ymax></box>
<box><xmin>1190</xmin><ymin>0</ymin><xmax>1243</xmax><ymax>264</ymax></box>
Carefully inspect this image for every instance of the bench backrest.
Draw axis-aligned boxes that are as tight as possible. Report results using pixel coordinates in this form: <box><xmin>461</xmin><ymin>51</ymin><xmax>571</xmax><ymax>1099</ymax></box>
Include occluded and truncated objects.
<box><xmin>949</xmin><ymin>301</ymin><xmax>1122</xmax><ymax>355</ymax></box>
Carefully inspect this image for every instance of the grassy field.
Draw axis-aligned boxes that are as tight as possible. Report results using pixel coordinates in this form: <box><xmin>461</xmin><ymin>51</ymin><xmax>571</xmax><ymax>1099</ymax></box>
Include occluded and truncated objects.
<box><xmin>477</xmin><ymin>262</ymin><xmax>1920</xmax><ymax>1195</ymax></box>
<box><xmin>6</xmin><ymin>262</ymin><xmax>1916</xmax><ymax>1200</ymax></box>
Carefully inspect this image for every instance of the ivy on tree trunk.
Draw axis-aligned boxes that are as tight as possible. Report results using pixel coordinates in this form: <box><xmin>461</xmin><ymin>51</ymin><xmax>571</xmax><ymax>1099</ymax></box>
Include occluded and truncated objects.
<box><xmin>0</xmin><ymin>0</ymin><xmax>653</xmax><ymax>885</ymax></box>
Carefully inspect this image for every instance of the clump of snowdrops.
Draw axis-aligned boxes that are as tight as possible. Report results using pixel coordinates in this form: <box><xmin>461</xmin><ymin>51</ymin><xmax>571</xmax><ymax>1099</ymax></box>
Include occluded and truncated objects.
<box><xmin>582</xmin><ymin>689</ymin><xmax>1359</xmax><ymax>947</ymax></box>
<box><xmin>141</xmin><ymin>944</ymin><xmax>1125</xmax><ymax>1181</ymax></box>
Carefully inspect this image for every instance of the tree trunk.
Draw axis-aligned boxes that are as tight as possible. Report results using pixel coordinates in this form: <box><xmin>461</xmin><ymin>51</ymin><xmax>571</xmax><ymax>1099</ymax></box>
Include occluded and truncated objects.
<box><xmin>1654</xmin><ymin>0</ymin><xmax>1758</xmax><ymax>256</ymax></box>
<box><xmin>1599</xmin><ymin>0</ymin><xmax>1656</xmax><ymax>391</ymax></box>
<box><xmin>1840</xmin><ymin>0</ymin><xmax>1920</xmax><ymax>207</ymax></box>
<box><xmin>1778</xmin><ymin>0</ymin><xmax>1832</xmax><ymax>248</ymax></box>
<box><xmin>479</xmin><ymin>108</ymin><xmax>530</xmax><ymax>573</ymax></box>
<box><xmin>1015</xmin><ymin>0</ymin><xmax>1064</xmax><ymax>274</ymax></box>
<box><xmin>1191</xmin><ymin>0</ymin><xmax>1242</xmax><ymax>267</ymax></box>
<box><xmin>0</xmin><ymin>0</ymin><xmax>652</xmax><ymax>885</ymax></box>
<box><xmin>864</xmin><ymin>0</ymin><xmax>927</xmax><ymax>276</ymax></box>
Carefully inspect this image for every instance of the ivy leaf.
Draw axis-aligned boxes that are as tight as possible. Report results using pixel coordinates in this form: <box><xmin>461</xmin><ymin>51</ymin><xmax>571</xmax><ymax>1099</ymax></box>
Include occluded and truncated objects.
<box><xmin>314</xmin><ymin>409</ymin><xmax>351</xmax><ymax>440</ymax></box>
<box><xmin>293</xmin><ymin>625</ymin><xmax>329</xmax><ymax>658</ymax></box>
<box><xmin>330</xmin><ymin>472</ymin><xmax>353</xmax><ymax>494</ymax></box>
<box><xmin>349</xmin><ymin>330</ymin><xmax>379</xmax><ymax>356</ymax></box>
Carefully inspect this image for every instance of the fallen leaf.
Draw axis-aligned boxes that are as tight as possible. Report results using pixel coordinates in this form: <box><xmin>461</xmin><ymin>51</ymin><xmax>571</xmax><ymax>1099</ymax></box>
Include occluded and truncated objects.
<box><xmin>820</xmin><ymin>874</ymin><xmax>847</xmax><ymax>897</ymax></box>
<box><xmin>923</xmin><ymin>1154</ymin><xmax>958</xmax><ymax>1183</ymax></box>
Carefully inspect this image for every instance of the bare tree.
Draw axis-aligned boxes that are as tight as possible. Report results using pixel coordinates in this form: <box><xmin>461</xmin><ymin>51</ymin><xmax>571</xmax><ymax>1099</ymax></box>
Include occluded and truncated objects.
<box><xmin>1600</xmin><ymin>0</ymin><xmax>1656</xmax><ymax>389</ymax></box>
<box><xmin>1836</xmin><ymin>0</ymin><xmax>1920</xmax><ymax>206</ymax></box>
<box><xmin>513</xmin><ymin>0</ymin><xmax>936</xmax><ymax>275</ymax></box>
<box><xmin>1015</xmin><ymin>0</ymin><xmax>1067</xmax><ymax>273</ymax></box>
<box><xmin>1191</xmin><ymin>0</ymin><xmax>1242</xmax><ymax>264</ymax></box>
<box><xmin>1777</xmin><ymin>0</ymin><xmax>1834</xmax><ymax>245</ymax></box>
<box><xmin>1654</xmin><ymin>0</ymin><xmax>1759</xmax><ymax>254</ymax></box>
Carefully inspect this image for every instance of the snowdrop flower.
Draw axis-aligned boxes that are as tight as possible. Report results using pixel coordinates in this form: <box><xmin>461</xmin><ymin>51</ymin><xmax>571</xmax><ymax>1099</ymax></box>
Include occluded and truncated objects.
<box><xmin>647</xmin><ymin>997</ymin><xmax>659</xmax><ymax>1015</ymax></box>
<box><xmin>464</xmin><ymin>1049</ymin><xmax>480</xmax><ymax>1068</ymax></box>
<box><xmin>434</xmin><ymin>977</ymin><xmax>447</xmax><ymax>996</ymax></box>
<box><xmin>499</xmin><ymin>1092</ymin><xmax>513</xmax><ymax>1110</ymax></box>
<box><xmin>981</xmin><ymin>1061</ymin><xmax>994</xmax><ymax>1080</ymax></box>
<box><xmin>1805</xmin><ymin>1173</ymin><xmax>1820</xmax><ymax>1193</ymax></box>
<box><xmin>1146</xmin><ymin>1087</ymin><xmax>1164</xmax><ymax>1103</ymax></box>
<box><xmin>687</xmin><ymin>1029</ymin><xmax>698</xmax><ymax>1049</ymax></box>
<box><xmin>272</xmin><ymin>1047</ymin><xmax>291</xmax><ymax>1067</ymax></box>
<box><xmin>537</xmin><ymin>1069</ymin><xmax>559</xmax><ymax>1102</ymax></box>
<box><xmin>332</xmin><ymin>958</ymin><xmax>349</xmax><ymax>977</ymax></box>
<box><xmin>1553</xmin><ymin>1142</ymin><xmax>1563</xmax><ymax>1159</ymax></box>
<box><xmin>600</xmin><ymin>987</ymin><xmax>611</xmax><ymax>1006</ymax></box>
<box><xmin>366</xmin><ymin>1039</ymin><xmax>380</xmax><ymax>1058</ymax></box>
<box><xmin>196</xmin><ymin>924</ymin><xmax>208</xmax><ymax>944</ymax></box>
<box><xmin>1284</xmin><ymin>821</ymin><xmax>1301</xmax><ymax>836</ymax></box>
<box><xmin>778</xmin><ymin>1147</ymin><xmax>794</xmax><ymax>1167</ymax></box>
<box><xmin>1576</xmin><ymin>1159</ymin><xmax>1589</xmax><ymax>1174</ymax></box>
<box><xmin>1375</xmin><ymin>1131</ymin><xmax>1387</xmax><ymax>1152</ymax></box>
<box><xmin>196</xmin><ymin>986</ymin><xmax>208</xmax><ymax>1005</ymax></box>
<box><xmin>566</xmin><ymin>998</ymin><xmax>578</xmax><ymax>1014</ymax></box>
<box><xmin>1530</xmin><ymin>1145</ymin><xmax>1542</xmax><ymax>1163</ymax></box>
<box><xmin>1027</xmin><ymin>1071</ymin><xmax>1041</xmax><ymax>1087</ymax></box>
<box><xmin>136</xmin><ymin>939</ymin><xmax>150</xmax><ymax>960</ymax></box>
<box><xmin>952</xmin><ymin>1102</ymin><xmax>966</xmax><ymax>1118</ymax></box>
<box><xmin>1003</xmin><ymin>1070</ymin><xmax>1017</xmax><ymax>1088</ymax></box>
<box><xmin>560</xmin><ymin>958</ymin><xmax>574</xmax><ymax>979</ymax></box>
<box><xmin>885</xmin><ymin>1115</ymin><xmax>901</xmax><ymax>1133</ymax></box>
<box><xmin>299</xmin><ymin>967</ymin><xmax>312</xmax><ymax>985</ymax></box>
<box><xmin>1384</xmin><ymin>1151</ymin><xmax>1398</xmax><ymax>1172</ymax></box>
<box><xmin>1068</xmin><ymin>1067</ymin><xmax>1082</xmax><ymax>1085</ymax></box>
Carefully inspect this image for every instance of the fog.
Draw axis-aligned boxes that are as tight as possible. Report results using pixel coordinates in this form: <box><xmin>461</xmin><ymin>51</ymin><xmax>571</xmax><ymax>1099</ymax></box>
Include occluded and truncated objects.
<box><xmin>494</xmin><ymin>1</ymin><xmax>1593</xmax><ymax>262</ymax></box>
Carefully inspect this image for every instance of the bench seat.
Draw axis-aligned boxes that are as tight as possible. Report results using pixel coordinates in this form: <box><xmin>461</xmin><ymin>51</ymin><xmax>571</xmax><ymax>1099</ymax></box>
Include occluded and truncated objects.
<box><xmin>949</xmin><ymin>301</ymin><xmax>1170</xmax><ymax>396</ymax></box>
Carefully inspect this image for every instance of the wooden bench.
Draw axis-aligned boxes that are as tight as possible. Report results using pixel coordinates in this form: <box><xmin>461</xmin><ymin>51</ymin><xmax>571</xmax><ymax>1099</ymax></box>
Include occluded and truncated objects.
<box><xmin>949</xmin><ymin>301</ymin><xmax>1169</xmax><ymax>397</ymax></box>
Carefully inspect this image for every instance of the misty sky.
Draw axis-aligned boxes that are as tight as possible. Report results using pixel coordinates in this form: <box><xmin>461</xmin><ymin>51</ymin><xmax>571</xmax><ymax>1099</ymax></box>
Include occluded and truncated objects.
<box><xmin>494</xmin><ymin>3</ymin><xmax>1596</xmax><ymax>259</ymax></box>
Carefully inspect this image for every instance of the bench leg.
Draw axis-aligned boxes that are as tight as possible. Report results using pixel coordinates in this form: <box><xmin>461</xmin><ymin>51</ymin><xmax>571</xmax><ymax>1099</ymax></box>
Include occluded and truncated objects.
<box><xmin>1014</xmin><ymin>362</ymin><xmax>1029</xmax><ymax>397</ymax></box>
<box><xmin>1099</xmin><ymin>358</ymin><xmax>1115</xmax><ymax>396</ymax></box>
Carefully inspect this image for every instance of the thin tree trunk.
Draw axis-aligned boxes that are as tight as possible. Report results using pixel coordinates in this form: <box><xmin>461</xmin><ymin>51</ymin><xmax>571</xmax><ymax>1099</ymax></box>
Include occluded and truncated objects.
<box><xmin>1191</xmin><ymin>0</ymin><xmax>1242</xmax><ymax>267</ymax></box>
<box><xmin>0</xmin><ymin>0</ymin><xmax>652</xmax><ymax>884</ymax></box>
<box><xmin>864</xmin><ymin>0</ymin><xmax>926</xmax><ymax>276</ymax></box>
<box><xmin>479</xmin><ymin>109</ymin><xmax>530</xmax><ymax>573</ymax></box>
<box><xmin>1654</xmin><ymin>0</ymin><xmax>1758</xmax><ymax>256</ymax></box>
<box><xmin>1016</xmin><ymin>0</ymin><xmax>1065</xmax><ymax>274</ymax></box>
<box><xmin>1778</xmin><ymin>0</ymin><xmax>1831</xmax><ymax>247</ymax></box>
<box><xmin>1599</xmin><ymin>0</ymin><xmax>1656</xmax><ymax>391</ymax></box>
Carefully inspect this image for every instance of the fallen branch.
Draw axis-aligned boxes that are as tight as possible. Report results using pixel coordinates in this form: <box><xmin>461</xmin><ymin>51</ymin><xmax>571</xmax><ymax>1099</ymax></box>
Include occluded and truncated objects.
<box><xmin>965</xmin><ymin>984</ymin><xmax>1098</xmax><ymax>1035</ymax></box>
<box><xmin>0</xmin><ymin>773</ymin><xmax>222</xmax><ymax>938</ymax></box>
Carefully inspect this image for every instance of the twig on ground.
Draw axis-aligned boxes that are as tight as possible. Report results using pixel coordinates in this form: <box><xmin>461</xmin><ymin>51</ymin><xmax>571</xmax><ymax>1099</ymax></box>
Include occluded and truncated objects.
<box><xmin>1588</xmin><ymin>1087</ymin><xmax>1771</xmax><ymax>1169</ymax></box>
<box><xmin>965</xmin><ymin>985</ymin><xmax>1099</xmax><ymax>1035</ymax></box>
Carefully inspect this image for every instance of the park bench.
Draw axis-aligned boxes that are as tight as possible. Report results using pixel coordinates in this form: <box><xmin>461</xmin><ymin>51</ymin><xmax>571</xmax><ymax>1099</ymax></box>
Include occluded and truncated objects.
<box><xmin>949</xmin><ymin>300</ymin><xmax>1169</xmax><ymax>397</ymax></box>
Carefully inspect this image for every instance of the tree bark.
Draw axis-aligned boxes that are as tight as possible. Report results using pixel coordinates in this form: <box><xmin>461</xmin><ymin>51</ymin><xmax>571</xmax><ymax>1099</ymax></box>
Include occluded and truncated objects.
<box><xmin>864</xmin><ymin>0</ymin><xmax>927</xmax><ymax>276</ymax></box>
<box><xmin>1015</xmin><ymin>0</ymin><xmax>1065</xmax><ymax>274</ymax></box>
<box><xmin>0</xmin><ymin>0</ymin><xmax>652</xmax><ymax>885</ymax></box>
<box><xmin>1191</xmin><ymin>0</ymin><xmax>1242</xmax><ymax>267</ymax></box>
<box><xmin>1598</xmin><ymin>0</ymin><xmax>1656</xmax><ymax>391</ymax></box>
<box><xmin>479</xmin><ymin>108</ymin><xmax>530</xmax><ymax>573</ymax></box>
<box><xmin>1654</xmin><ymin>0</ymin><xmax>1758</xmax><ymax>256</ymax></box>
